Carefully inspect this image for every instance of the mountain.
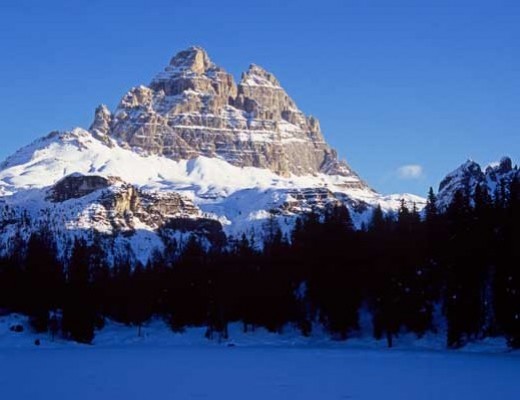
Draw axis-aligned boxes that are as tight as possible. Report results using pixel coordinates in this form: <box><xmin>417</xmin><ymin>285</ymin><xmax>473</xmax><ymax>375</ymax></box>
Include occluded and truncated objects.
<box><xmin>0</xmin><ymin>47</ymin><xmax>424</xmax><ymax>263</ymax></box>
<box><xmin>103</xmin><ymin>47</ymin><xmax>353</xmax><ymax>178</ymax></box>
<box><xmin>437</xmin><ymin>156</ymin><xmax>519</xmax><ymax>209</ymax></box>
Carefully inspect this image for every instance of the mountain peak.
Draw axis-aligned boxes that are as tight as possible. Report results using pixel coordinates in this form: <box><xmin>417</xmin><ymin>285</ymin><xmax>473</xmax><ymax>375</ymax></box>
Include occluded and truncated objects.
<box><xmin>105</xmin><ymin>47</ymin><xmax>366</xmax><ymax>179</ymax></box>
<box><xmin>437</xmin><ymin>159</ymin><xmax>484</xmax><ymax>203</ymax></box>
<box><xmin>167</xmin><ymin>46</ymin><xmax>214</xmax><ymax>75</ymax></box>
<box><xmin>437</xmin><ymin>156</ymin><xmax>518</xmax><ymax>209</ymax></box>
<box><xmin>240</xmin><ymin>64</ymin><xmax>281</xmax><ymax>88</ymax></box>
<box><xmin>498</xmin><ymin>156</ymin><xmax>513</xmax><ymax>173</ymax></box>
<box><xmin>461</xmin><ymin>159</ymin><xmax>482</xmax><ymax>173</ymax></box>
<box><xmin>151</xmin><ymin>46</ymin><xmax>219</xmax><ymax>86</ymax></box>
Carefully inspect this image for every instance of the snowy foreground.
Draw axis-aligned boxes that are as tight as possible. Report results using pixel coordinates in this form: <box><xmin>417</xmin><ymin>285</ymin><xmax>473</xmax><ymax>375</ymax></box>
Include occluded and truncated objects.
<box><xmin>1</xmin><ymin>345</ymin><xmax>519</xmax><ymax>400</ymax></box>
<box><xmin>1</xmin><ymin>317</ymin><xmax>519</xmax><ymax>400</ymax></box>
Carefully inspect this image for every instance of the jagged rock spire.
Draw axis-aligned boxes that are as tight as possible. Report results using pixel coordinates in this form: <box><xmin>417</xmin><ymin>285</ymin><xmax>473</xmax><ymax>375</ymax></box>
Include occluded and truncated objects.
<box><xmin>89</xmin><ymin>104</ymin><xmax>113</xmax><ymax>147</ymax></box>
<box><xmin>167</xmin><ymin>46</ymin><xmax>214</xmax><ymax>74</ymax></box>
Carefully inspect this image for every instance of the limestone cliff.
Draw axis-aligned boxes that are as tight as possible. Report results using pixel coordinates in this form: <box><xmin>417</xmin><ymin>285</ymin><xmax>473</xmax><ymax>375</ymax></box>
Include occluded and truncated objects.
<box><xmin>95</xmin><ymin>47</ymin><xmax>361</xmax><ymax>182</ymax></box>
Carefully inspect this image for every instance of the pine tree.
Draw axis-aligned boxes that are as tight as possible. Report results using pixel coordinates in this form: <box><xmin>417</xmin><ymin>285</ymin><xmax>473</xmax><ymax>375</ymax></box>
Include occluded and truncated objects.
<box><xmin>304</xmin><ymin>205</ymin><xmax>361</xmax><ymax>339</ymax></box>
<box><xmin>425</xmin><ymin>187</ymin><xmax>438</xmax><ymax>223</ymax></box>
<box><xmin>369</xmin><ymin>205</ymin><xmax>386</xmax><ymax>233</ymax></box>
<box><xmin>24</xmin><ymin>231</ymin><xmax>63</xmax><ymax>333</ymax></box>
<box><xmin>167</xmin><ymin>235</ymin><xmax>209</xmax><ymax>331</ymax></box>
<box><xmin>62</xmin><ymin>239</ymin><xmax>97</xmax><ymax>344</ymax></box>
<box><xmin>495</xmin><ymin>175</ymin><xmax>520</xmax><ymax>347</ymax></box>
<box><xmin>444</xmin><ymin>189</ymin><xmax>486</xmax><ymax>348</ymax></box>
<box><xmin>129</xmin><ymin>263</ymin><xmax>155</xmax><ymax>337</ymax></box>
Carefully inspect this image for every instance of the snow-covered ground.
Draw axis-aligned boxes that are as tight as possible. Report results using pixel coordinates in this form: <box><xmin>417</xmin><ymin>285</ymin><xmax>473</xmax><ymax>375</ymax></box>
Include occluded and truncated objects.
<box><xmin>0</xmin><ymin>315</ymin><xmax>519</xmax><ymax>400</ymax></box>
<box><xmin>1</xmin><ymin>341</ymin><xmax>518</xmax><ymax>400</ymax></box>
<box><xmin>0</xmin><ymin>129</ymin><xmax>425</xmax><ymax>235</ymax></box>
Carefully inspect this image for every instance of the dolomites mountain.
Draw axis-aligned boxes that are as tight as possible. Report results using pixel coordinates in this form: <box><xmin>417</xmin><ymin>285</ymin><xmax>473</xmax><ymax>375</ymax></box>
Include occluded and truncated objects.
<box><xmin>436</xmin><ymin>156</ymin><xmax>519</xmax><ymax>209</ymax></box>
<box><xmin>97</xmin><ymin>47</ymin><xmax>356</xmax><ymax>179</ymax></box>
<box><xmin>0</xmin><ymin>47</ymin><xmax>425</xmax><ymax>264</ymax></box>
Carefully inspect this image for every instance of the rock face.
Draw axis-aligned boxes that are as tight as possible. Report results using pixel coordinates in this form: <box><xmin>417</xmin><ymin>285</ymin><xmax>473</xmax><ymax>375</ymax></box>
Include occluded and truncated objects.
<box><xmin>49</xmin><ymin>174</ymin><xmax>114</xmax><ymax>202</ymax></box>
<box><xmin>49</xmin><ymin>173</ymin><xmax>201</xmax><ymax>231</ymax></box>
<box><xmin>275</xmin><ymin>188</ymin><xmax>343</xmax><ymax>215</ymax></box>
<box><xmin>89</xmin><ymin>105</ymin><xmax>113</xmax><ymax>147</ymax></box>
<box><xmin>101</xmin><ymin>186</ymin><xmax>200</xmax><ymax>231</ymax></box>
<box><xmin>100</xmin><ymin>46</ymin><xmax>359</xmax><ymax>181</ymax></box>
<box><xmin>438</xmin><ymin>160</ymin><xmax>485</xmax><ymax>197</ymax></box>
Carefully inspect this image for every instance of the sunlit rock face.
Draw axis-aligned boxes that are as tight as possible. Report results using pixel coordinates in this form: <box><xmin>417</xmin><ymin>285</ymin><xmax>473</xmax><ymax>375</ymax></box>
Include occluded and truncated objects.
<box><xmin>103</xmin><ymin>46</ymin><xmax>362</xmax><ymax>184</ymax></box>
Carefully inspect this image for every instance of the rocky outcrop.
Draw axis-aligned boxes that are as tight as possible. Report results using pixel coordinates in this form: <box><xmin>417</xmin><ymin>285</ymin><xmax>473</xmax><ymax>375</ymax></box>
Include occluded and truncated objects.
<box><xmin>101</xmin><ymin>185</ymin><xmax>200</xmax><ymax>230</ymax></box>
<box><xmin>437</xmin><ymin>156</ymin><xmax>518</xmax><ymax>209</ymax></box>
<box><xmin>485</xmin><ymin>156</ymin><xmax>514</xmax><ymax>181</ymax></box>
<box><xmin>48</xmin><ymin>173</ymin><xmax>202</xmax><ymax>231</ymax></box>
<box><xmin>438</xmin><ymin>160</ymin><xmax>485</xmax><ymax>195</ymax></box>
<box><xmin>49</xmin><ymin>174</ymin><xmax>115</xmax><ymax>202</ymax></box>
<box><xmin>98</xmin><ymin>46</ymin><xmax>363</xmax><ymax>184</ymax></box>
<box><xmin>274</xmin><ymin>187</ymin><xmax>343</xmax><ymax>215</ymax></box>
<box><xmin>89</xmin><ymin>105</ymin><xmax>113</xmax><ymax>146</ymax></box>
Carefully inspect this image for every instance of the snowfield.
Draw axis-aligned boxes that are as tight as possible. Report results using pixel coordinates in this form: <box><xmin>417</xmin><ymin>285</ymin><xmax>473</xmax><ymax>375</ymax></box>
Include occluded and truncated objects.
<box><xmin>0</xmin><ymin>128</ymin><xmax>425</xmax><ymax>235</ymax></box>
<box><xmin>1</xmin><ymin>343</ymin><xmax>518</xmax><ymax>400</ymax></box>
<box><xmin>0</xmin><ymin>316</ymin><xmax>518</xmax><ymax>400</ymax></box>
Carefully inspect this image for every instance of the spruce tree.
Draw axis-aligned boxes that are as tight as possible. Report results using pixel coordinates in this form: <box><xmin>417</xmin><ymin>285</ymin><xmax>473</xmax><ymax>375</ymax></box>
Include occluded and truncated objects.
<box><xmin>24</xmin><ymin>232</ymin><xmax>62</xmax><ymax>333</ymax></box>
<box><xmin>62</xmin><ymin>239</ymin><xmax>97</xmax><ymax>344</ymax></box>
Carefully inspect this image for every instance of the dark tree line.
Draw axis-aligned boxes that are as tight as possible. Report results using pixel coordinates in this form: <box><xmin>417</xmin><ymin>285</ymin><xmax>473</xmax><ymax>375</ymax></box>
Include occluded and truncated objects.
<box><xmin>0</xmin><ymin>175</ymin><xmax>519</xmax><ymax>348</ymax></box>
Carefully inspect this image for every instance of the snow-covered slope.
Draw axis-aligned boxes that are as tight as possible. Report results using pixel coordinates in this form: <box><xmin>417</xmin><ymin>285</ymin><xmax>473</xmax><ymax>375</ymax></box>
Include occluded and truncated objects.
<box><xmin>0</xmin><ymin>129</ymin><xmax>421</xmax><ymax>220</ymax></box>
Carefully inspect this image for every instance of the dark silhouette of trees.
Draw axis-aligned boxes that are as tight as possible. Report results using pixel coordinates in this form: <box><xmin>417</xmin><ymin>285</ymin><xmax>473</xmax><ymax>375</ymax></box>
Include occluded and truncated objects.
<box><xmin>494</xmin><ymin>175</ymin><xmax>520</xmax><ymax>347</ymax></box>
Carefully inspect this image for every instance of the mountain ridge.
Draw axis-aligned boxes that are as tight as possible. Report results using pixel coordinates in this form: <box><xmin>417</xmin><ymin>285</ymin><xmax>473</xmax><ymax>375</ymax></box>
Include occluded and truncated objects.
<box><xmin>0</xmin><ymin>46</ymin><xmax>427</xmax><ymax>263</ymax></box>
<box><xmin>437</xmin><ymin>156</ymin><xmax>519</xmax><ymax>209</ymax></box>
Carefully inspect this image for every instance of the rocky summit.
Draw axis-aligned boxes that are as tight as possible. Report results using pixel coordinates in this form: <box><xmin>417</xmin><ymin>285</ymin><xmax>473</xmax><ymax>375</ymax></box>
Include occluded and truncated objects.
<box><xmin>94</xmin><ymin>47</ymin><xmax>356</xmax><ymax>179</ymax></box>
<box><xmin>436</xmin><ymin>156</ymin><xmax>519</xmax><ymax>209</ymax></box>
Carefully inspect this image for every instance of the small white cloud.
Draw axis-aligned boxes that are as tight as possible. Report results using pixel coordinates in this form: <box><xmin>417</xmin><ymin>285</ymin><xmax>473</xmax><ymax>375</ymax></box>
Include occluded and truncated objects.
<box><xmin>397</xmin><ymin>164</ymin><xmax>423</xmax><ymax>180</ymax></box>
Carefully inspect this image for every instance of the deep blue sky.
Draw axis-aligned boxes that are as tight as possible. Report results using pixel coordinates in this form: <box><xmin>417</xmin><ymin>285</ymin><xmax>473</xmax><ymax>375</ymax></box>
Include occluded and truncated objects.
<box><xmin>0</xmin><ymin>0</ymin><xmax>518</xmax><ymax>195</ymax></box>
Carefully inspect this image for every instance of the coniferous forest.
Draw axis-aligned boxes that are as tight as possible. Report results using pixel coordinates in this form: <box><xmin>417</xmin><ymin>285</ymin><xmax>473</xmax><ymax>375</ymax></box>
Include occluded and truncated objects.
<box><xmin>0</xmin><ymin>177</ymin><xmax>519</xmax><ymax>348</ymax></box>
